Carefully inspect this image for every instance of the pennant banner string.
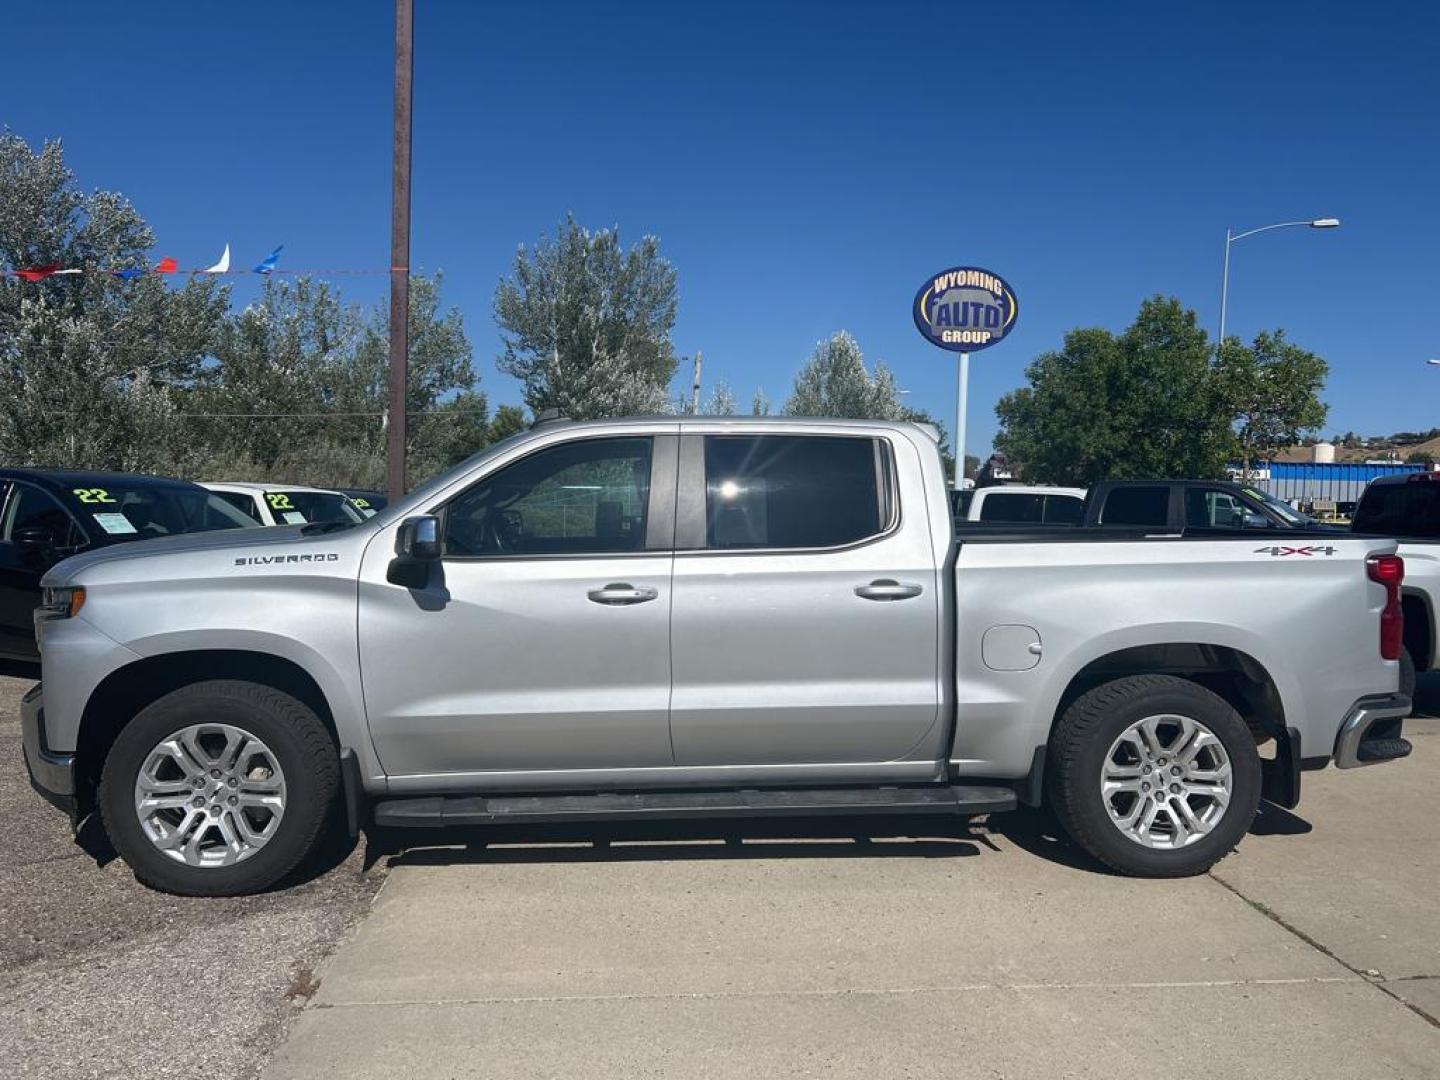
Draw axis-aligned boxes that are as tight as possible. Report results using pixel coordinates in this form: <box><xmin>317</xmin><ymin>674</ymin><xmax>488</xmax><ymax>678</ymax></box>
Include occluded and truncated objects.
<box><xmin>3</xmin><ymin>244</ymin><xmax>407</xmax><ymax>281</ymax></box>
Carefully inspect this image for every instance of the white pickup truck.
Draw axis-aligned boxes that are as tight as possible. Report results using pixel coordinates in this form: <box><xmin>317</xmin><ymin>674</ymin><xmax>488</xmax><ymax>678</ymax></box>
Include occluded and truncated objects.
<box><xmin>951</xmin><ymin>484</ymin><xmax>1087</xmax><ymax>526</ymax></box>
<box><xmin>23</xmin><ymin>417</ymin><xmax>1411</xmax><ymax>896</ymax></box>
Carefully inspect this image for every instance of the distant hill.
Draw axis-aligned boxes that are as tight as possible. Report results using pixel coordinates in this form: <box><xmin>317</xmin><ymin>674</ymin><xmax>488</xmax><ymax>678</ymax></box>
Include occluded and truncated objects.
<box><xmin>1277</xmin><ymin>434</ymin><xmax>1440</xmax><ymax>464</ymax></box>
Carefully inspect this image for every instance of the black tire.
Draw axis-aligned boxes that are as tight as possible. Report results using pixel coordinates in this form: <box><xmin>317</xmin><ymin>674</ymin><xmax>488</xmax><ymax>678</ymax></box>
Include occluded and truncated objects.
<box><xmin>98</xmin><ymin>680</ymin><xmax>339</xmax><ymax>896</ymax></box>
<box><xmin>1047</xmin><ymin>674</ymin><xmax>1261</xmax><ymax>878</ymax></box>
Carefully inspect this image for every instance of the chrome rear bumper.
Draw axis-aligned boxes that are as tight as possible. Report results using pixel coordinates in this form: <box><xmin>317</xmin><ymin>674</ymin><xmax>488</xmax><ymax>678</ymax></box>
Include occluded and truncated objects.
<box><xmin>1334</xmin><ymin>692</ymin><xmax>1412</xmax><ymax>769</ymax></box>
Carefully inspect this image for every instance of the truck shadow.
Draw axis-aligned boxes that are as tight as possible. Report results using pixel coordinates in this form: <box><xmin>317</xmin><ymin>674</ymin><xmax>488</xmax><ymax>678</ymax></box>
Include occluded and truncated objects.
<box><xmin>0</xmin><ymin>659</ymin><xmax>40</xmax><ymax>681</ymax></box>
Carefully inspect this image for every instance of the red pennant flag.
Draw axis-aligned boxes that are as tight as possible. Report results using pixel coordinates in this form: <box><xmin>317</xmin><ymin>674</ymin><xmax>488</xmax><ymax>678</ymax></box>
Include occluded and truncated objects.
<box><xmin>154</xmin><ymin>256</ymin><xmax>178</xmax><ymax>274</ymax></box>
<box><xmin>16</xmin><ymin>263</ymin><xmax>61</xmax><ymax>282</ymax></box>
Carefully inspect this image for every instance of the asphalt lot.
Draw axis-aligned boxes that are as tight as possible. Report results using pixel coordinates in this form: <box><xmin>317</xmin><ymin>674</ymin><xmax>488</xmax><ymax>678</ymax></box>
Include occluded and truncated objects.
<box><xmin>0</xmin><ymin>667</ymin><xmax>384</xmax><ymax>1080</ymax></box>
<box><xmin>4</xmin><ymin>668</ymin><xmax>1439</xmax><ymax>1079</ymax></box>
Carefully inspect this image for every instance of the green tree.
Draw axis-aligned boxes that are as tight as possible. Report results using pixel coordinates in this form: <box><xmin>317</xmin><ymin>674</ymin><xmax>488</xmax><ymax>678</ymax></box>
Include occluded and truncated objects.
<box><xmin>703</xmin><ymin>379</ymin><xmax>738</xmax><ymax>416</ymax></box>
<box><xmin>486</xmin><ymin>403</ymin><xmax>529</xmax><ymax>443</ymax></box>
<box><xmin>995</xmin><ymin>296</ymin><xmax>1233</xmax><ymax>485</ymax></box>
<box><xmin>783</xmin><ymin>331</ymin><xmax>906</xmax><ymax>419</ymax></box>
<box><xmin>494</xmin><ymin>215</ymin><xmax>678</xmax><ymax>418</ymax></box>
<box><xmin>896</xmin><ymin>406</ymin><xmax>958</xmax><ymax>480</ymax></box>
<box><xmin>199</xmin><ymin>274</ymin><xmax>482</xmax><ymax>488</ymax></box>
<box><xmin>0</xmin><ymin>132</ymin><xmax>228</xmax><ymax>470</ymax></box>
<box><xmin>1214</xmin><ymin>330</ymin><xmax>1328</xmax><ymax>479</ymax></box>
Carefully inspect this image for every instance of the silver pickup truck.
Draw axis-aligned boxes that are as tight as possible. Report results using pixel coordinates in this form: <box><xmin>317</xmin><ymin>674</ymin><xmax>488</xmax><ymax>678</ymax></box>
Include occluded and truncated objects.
<box><xmin>22</xmin><ymin>417</ymin><xmax>1412</xmax><ymax>896</ymax></box>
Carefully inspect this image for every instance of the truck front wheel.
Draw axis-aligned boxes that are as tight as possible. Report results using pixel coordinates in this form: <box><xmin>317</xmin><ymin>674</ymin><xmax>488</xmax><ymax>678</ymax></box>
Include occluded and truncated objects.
<box><xmin>1048</xmin><ymin>674</ymin><xmax>1261</xmax><ymax>877</ymax></box>
<box><xmin>98</xmin><ymin>680</ymin><xmax>339</xmax><ymax>896</ymax></box>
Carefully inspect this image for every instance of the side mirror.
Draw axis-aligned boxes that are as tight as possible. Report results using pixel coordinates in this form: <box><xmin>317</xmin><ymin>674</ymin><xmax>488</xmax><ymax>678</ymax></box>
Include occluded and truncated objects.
<box><xmin>388</xmin><ymin>515</ymin><xmax>440</xmax><ymax>588</ymax></box>
<box><xmin>395</xmin><ymin>515</ymin><xmax>441</xmax><ymax>561</ymax></box>
<box><xmin>1243</xmin><ymin>513</ymin><xmax>1271</xmax><ymax>529</ymax></box>
<box><xmin>13</xmin><ymin>525</ymin><xmax>55</xmax><ymax>550</ymax></box>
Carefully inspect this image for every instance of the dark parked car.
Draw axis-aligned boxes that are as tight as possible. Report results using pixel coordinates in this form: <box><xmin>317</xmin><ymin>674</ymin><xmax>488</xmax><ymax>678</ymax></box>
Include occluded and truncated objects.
<box><xmin>1082</xmin><ymin>479</ymin><xmax>1339</xmax><ymax>531</ymax></box>
<box><xmin>0</xmin><ymin>469</ymin><xmax>256</xmax><ymax>661</ymax></box>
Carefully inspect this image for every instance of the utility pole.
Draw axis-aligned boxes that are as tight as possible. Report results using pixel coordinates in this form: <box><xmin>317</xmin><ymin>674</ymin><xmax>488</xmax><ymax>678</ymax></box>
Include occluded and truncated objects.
<box><xmin>689</xmin><ymin>350</ymin><xmax>703</xmax><ymax>414</ymax></box>
<box><xmin>386</xmin><ymin>0</ymin><xmax>414</xmax><ymax>501</ymax></box>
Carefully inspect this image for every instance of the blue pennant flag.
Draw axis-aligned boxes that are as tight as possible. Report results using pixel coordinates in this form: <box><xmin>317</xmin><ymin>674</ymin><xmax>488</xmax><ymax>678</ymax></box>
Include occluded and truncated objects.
<box><xmin>253</xmin><ymin>245</ymin><xmax>283</xmax><ymax>275</ymax></box>
<box><xmin>111</xmin><ymin>267</ymin><xmax>145</xmax><ymax>280</ymax></box>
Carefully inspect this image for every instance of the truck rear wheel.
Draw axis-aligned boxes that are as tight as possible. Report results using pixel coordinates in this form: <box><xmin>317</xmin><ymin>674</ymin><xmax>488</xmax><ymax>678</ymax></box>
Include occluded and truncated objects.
<box><xmin>1047</xmin><ymin>674</ymin><xmax>1261</xmax><ymax>877</ymax></box>
<box><xmin>98</xmin><ymin>680</ymin><xmax>339</xmax><ymax>896</ymax></box>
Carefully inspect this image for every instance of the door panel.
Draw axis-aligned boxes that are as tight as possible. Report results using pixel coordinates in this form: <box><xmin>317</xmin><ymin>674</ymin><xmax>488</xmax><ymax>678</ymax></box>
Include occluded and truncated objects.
<box><xmin>668</xmin><ymin>433</ymin><xmax>942</xmax><ymax>766</ymax></box>
<box><xmin>359</xmin><ymin>554</ymin><xmax>674</xmax><ymax>776</ymax></box>
<box><xmin>357</xmin><ymin>434</ymin><xmax>677</xmax><ymax>778</ymax></box>
<box><xmin>0</xmin><ymin>543</ymin><xmax>44</xmax><ymax>660</ymax></box>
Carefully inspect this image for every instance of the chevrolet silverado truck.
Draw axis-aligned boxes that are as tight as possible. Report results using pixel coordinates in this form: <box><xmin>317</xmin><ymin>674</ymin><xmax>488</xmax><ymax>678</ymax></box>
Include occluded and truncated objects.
<box><xmin>22</xmin><ymin>417</ymin><xmax>1413</xmax><ymax>895</ymax></box>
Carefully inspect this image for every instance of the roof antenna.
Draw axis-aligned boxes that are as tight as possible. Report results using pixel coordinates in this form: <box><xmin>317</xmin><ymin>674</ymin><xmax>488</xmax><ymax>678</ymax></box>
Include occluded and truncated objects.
<box><xmin>530</xmin><ymin>408</ymin><xmax>568</xmax><ymax>429</ymax></box>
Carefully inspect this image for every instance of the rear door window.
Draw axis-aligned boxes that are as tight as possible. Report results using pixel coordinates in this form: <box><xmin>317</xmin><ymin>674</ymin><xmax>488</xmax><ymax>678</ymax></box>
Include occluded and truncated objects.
<box><xmin>1042</xmin><ymin>494</ymin><xmax>1084</xmax><ymax>524</ymax></box>
<box><xmin>702</xmin><ymin>435</ymin><xmax>887</xmax><ymax>549</ymax></box>
<box><xmin>1098</xmin><ymin>486</ymin><xmax>1170</xmax><ymax>527</ymax></box>
<box><xmin>977</xmin><ymin>492</ymin><xmax>1044</xmax><ymax>523</ymax></box>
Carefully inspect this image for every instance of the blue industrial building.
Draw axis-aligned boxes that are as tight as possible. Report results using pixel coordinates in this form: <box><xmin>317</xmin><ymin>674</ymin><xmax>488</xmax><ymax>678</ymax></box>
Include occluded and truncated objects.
<box><xmin>1245</xmin><ymin>461</ymin><xmax>1424</xmax><ymax>509</ymax></box>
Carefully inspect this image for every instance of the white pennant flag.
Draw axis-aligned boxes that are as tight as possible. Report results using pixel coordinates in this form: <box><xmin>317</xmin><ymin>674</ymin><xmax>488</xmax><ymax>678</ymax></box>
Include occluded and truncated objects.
<box><xmin>203</xmin><ymin>244</ymin><xmax>231</xmax><ymax>274</ymax></box>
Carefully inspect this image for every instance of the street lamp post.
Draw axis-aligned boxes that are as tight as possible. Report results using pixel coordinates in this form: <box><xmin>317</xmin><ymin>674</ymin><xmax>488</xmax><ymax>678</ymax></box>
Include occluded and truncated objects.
<box><xmin>1218</xmin><ymin>218</ymin><xmax>1340</xmax><ymax>348</ymax></box>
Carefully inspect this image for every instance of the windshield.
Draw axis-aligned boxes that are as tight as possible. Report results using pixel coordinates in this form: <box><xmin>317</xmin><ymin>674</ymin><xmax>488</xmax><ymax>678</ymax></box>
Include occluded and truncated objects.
<box><xmin>66</xmin><ymin>483</ymin><xmax>256</xmax><ymax>540</ymax></box>
<box><xmin>348</xmin><ymin>494</ymin><xmax>386</xmax><ymax>518</ymax></box>
<box><xmin>1240</xmin><ymin>485</ymin><xmax>1310</xmax><ymax>525</ymax></box>
<box><xmin>264</xmin><ymin>490</ymin><xmax>365</xmax><ymax>526</ymax></box>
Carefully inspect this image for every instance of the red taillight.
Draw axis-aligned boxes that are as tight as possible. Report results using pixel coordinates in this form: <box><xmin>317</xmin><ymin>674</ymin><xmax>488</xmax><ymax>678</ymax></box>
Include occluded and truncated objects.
<box><xmin>1367</xmin><ymin>554</ymin><xmax>1405</xmax><ymax>660</ymax></box>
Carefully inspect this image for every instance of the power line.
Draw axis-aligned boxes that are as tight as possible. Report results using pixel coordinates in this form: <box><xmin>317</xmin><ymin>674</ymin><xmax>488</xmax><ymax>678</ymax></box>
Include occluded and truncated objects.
<box><xmin>164</xmin><ymin>408</ymin><xmax>490</xmax><ymax>419</ymax></box>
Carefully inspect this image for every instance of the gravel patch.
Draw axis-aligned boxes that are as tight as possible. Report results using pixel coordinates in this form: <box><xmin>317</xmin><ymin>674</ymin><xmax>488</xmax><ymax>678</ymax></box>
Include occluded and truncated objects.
<box><xmin>0</xmin><ymin>672</ymin><xmax>385</xmax><ymax>1079</ymax></box>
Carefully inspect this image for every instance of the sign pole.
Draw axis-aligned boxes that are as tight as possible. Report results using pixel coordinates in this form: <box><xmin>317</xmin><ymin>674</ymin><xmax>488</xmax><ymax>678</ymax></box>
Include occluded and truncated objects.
<box><xmin>953</xmin><ymin>351</ymin><xmax>968</xmax><ymax>490</ymax></box>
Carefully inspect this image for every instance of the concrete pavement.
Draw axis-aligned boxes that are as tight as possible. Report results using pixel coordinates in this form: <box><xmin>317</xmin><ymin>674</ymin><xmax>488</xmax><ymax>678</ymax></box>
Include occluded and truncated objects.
<box><xmin>262</xmin><ymin>718</ymin><xmax>1440</xmax><ymax>1079</ymax></box>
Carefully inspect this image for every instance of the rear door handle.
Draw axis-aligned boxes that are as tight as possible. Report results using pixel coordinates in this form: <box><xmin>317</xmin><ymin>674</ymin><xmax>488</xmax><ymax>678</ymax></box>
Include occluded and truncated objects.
<box><xmin>587</xmin><ymin>582</ymin><xmax>659</xmax><ymax>605</ymax></box>
<box><xmin>855</xmin><ymin>579</ymin><xmax>923</xmax><ymax>601</ymax></box>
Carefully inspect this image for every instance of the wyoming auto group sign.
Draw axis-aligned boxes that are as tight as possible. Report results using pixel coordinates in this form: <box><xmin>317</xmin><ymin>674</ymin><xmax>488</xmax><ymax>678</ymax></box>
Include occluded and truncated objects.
<box><xmin>912</xmin><ymin>266</ymin><xmax>1018</xmax><ymax>351</ymax></box>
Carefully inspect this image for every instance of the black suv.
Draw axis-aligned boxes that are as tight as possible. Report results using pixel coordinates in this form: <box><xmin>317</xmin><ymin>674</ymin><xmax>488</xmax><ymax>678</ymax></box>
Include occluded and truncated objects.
<box><xmin>0</xmin><ymin>469</ymin><xmax>256</xmax><ymax>661</ymax></box>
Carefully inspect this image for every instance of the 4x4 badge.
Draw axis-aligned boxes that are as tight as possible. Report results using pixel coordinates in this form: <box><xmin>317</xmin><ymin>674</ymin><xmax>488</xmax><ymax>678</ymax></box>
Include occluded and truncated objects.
<box><xmin>1253</xmin><ymin>545</ymin><xmax>1338</xmax><ymax>557</ymax></box>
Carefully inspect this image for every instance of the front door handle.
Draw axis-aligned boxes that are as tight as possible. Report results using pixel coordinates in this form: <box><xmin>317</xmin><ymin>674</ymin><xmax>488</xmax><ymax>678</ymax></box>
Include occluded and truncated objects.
<box><xmin>855</xmin><ymin>579</ymin><xmax>923</xmax><ymax>601</ymax></box>
<box><xmin>587</xmin><ymin>582</ymin><xmax>659</xmax><ymax>606</ymax></box>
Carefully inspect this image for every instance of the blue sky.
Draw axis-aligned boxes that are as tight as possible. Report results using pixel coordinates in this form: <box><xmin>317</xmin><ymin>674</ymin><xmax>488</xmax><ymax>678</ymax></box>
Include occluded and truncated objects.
<box><xmin>8</xmin><ymin>0</ymin><xmax>1439</xmax><ymax>454</ymax></box>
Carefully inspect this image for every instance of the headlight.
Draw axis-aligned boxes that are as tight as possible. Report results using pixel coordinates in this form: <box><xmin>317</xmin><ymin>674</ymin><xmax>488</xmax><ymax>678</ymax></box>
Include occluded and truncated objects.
<box><xmin>40</xmin><ymin>586</ymin><xmax>86</xmax><ymax>619</ymax></box>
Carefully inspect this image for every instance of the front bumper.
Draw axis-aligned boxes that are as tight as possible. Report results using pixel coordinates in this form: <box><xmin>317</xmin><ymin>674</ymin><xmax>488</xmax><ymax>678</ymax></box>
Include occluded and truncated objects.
<box><xmin>1334</xmin><ymin>692</ymin><xmax>1413</xmax><ymax>769</ymax></box>
<box><xmin>20</xmin><ymin>684</ymin><xmax>77</xmax><ymax>818</ymax></box>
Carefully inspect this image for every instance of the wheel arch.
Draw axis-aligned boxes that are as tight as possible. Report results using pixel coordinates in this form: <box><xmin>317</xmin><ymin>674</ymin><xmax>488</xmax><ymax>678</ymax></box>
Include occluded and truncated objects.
<box><xmin>73</xmin><ymin>650</ymin><xmax>339</xmax><ymax>817</ymax></box>
<box><xmin>1050</xmin><ymin>641</ymin><xmax>1286</xmax><ymax>749</ymax></box>
<box><xmin>1401</xmin><ymin>587</ymin><xmax>1433</xmax><ymax>671</ymax></box>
